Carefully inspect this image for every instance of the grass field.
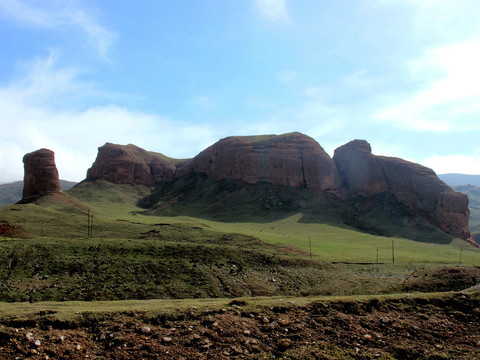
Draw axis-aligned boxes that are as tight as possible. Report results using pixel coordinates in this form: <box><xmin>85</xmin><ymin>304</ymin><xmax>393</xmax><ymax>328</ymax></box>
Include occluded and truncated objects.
<box><xmin>0</xmin><ymin>180</ymin><xmax>479</xmax><ymax>303</ymax></box>
<box><xmin>1</xmin><ymin>180</ymin><xmax>480</xmax><ymax>358</ymax></box>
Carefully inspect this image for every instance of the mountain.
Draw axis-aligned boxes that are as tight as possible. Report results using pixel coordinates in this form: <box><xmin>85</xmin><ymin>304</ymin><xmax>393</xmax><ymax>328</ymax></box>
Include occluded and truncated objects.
<box><xmin>0</xmin><ymin>180</ymin><xmax>77</xmax><ymax>207</ymax></box>
<box><xmin>439</xmin><ymin>173</ymin><xmax>480</xmax><ymax>187</ymax></box>
<box><xmin>79</xmin><ymin>132</ymin><xmax>474</xmax><ymax>245</ymax></box>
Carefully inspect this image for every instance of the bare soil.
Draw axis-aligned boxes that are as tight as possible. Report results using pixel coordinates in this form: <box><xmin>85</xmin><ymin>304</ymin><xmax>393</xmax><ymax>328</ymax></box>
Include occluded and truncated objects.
<box><xmin>1</xmin><ymin>292</ymin><xmax>479</xmax><ymax>359</ymax></box>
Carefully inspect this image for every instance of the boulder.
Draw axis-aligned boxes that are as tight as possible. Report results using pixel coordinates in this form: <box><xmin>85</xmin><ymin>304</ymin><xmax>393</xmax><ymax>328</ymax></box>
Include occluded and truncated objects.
<box><xmin>86</xmin><ymin>143</ymin><xmax>178</xmax><ymax>186</ymax></box>
<box><xmin>333</xmin><ymin>140</ymin><xmax>473</xmax><ymax>242</ymax></box>
<box><xmin>22</xmin><ymin>148</ymin><xmax>61</xmax><ymax>201</ymax></box>
<box><xmin>176</xmin><ymin>132</ymin><xmax>343</xmax><ymax>192</ymax></box>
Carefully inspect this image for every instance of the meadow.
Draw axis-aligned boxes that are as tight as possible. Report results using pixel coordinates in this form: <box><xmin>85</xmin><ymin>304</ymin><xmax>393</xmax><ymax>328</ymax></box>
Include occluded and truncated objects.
<box><xmin>1</xmin><ymin>181</ymin><xmax>480</xmax><ymax>358</ymax></box>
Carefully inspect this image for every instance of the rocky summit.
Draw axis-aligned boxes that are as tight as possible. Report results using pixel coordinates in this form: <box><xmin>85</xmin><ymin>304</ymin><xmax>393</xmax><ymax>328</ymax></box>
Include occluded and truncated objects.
<box><xmin>176</xmin><ymin>132</ymin><xmax>343</xmax><ymax>192</ymax></box>
<box><xmin>333</xmin><ymin>140</ymin><xmax>472</xmax><ymax>243</ymax></box>
<box><xmin>86</xmin><ymin>143</ymin><xmax>180</xmax><ymax>186</ymax></box>
<box><xmin>21</xmin><ymin>148</ymin><xmax>61</xmax><ymax>201</ymax></box>
<box><xmin>83</xmin><ymin>132</ymin><xmax>474</xmax><ymax>244</ymax></box>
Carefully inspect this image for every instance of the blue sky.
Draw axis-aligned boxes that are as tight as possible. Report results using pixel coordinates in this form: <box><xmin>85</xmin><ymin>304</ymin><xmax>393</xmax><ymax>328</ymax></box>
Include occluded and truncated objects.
<box><xmin>1</xmin><ymin>0</ymin><xmax>480</xmax><ymax>183</ymax></box>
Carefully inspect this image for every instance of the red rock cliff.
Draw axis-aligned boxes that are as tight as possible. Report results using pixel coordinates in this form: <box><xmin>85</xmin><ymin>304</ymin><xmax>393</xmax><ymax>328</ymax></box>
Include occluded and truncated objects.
<box><xmin>333</xmin><ymin>140</ymin><xmax>473</xmax><ymax>243</ymax></box>
<box><xmin>86</xmin><ymin>143</ymin><xmax>178</xmax><ymax>186</ymax></box>
<box><xmin>176</xmin><ymin>132</ymin><xmax>343</xmax><ymax>192</ymax></box>
<box><xmin>22</xmin><ymin>148</ymin><xmax>61</xmax><ymax>201</ymax></box>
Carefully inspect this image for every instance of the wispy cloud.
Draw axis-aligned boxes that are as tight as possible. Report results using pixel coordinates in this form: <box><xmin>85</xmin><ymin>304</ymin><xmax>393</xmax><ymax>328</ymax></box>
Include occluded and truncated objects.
<box><xmin>0</xmin><ymin>54</ymin><xmax>220</xmax><ymax>183</ymax></box>
<box><xmin>0</xmin><ymin>0</ymin><xmax>116</xmax><ymax>59</ymax></box>
<box><xmin>374</xmin><ymin>39</ymin><xmax>480</xmax><ymax>132</ymax></box>
<box><xmin>253</xmin><ymin>0</ymin><xmax>291</xmax><ymax>24</ymax></box>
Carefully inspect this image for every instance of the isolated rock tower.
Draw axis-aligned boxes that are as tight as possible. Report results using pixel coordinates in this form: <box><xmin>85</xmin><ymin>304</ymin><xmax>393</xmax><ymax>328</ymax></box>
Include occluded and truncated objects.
<box><xmin>22</xmin><ymin>148</ymin><xmax>61</xmax><ymax>201</ymax></box>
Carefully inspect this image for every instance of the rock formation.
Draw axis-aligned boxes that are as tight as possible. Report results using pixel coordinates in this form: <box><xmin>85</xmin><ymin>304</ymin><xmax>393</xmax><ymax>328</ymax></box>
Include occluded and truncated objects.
<box><xmin>86</xmin><ymin>143</ymin><xmax>179</xmax><ymax>186</ymax></box>
<box><xmin>22</xmin><ymin>148</ymin><xmax>62</xmax><ymax>201</ymax></box>
<box><xmin>176</xmin><ymin>132</ymin><xmax>343</xmax><ymax>192</ymax></box>
<box><xmin>84</xmin><ymin>133</ymin><xmax>474</xmax><ymax>244</ymax></box>
<box><xmin>333</xmin><ymin>140</ymin><xmax>473</xmax><ymax>243</ymax></box>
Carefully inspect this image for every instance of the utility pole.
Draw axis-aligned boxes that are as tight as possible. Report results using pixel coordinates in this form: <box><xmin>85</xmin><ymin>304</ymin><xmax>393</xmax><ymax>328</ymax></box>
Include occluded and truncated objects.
<box><xmin>392</xmin><ymin>240</ymin><xmax>395</xmax><ymax>264</ymax></box>
<box><xmin>87</xmin><ymin>209</ymin><xmax>93</xmax><ymax>238</ymax></box>
<box><xmin>87</xmin><ymin>209</ymin><xmax>90</xmax><ymax>238</ymax></box>
<box><xmin>309</xmin><ymin>237</ymin><xmax>312</xmax><ymax>260</ymax></box>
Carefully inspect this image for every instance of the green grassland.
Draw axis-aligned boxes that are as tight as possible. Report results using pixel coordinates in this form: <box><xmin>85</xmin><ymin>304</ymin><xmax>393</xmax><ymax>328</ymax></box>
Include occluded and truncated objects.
<box><xmin>69</xmin><ymin>180</ymin><xmax>480</xmax><ymax>265</ymax></box>
<box><xmin>0</xmin><ymin>180</ymin><xmax>479</xmax><ymax>304</ymax></box>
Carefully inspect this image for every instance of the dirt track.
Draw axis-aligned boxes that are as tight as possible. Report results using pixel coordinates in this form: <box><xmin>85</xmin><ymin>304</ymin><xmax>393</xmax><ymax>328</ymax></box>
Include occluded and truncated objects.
<box><xmin>1</xmin><ymin>292</ymin><xmax>479</xmax><ymax>359</ymax></box>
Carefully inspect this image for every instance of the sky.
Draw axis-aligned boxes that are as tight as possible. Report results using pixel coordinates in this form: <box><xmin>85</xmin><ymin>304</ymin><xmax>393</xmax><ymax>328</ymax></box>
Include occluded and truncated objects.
<box><xmin>1</xmin><ymin>0</ymin><xmax>480</xmax><ymax>183</ymax></box>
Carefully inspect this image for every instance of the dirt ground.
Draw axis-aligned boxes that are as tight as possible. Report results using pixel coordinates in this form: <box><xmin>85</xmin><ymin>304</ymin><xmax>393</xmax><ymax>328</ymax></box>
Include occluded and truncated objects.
<box><xmin>0</xmin><ymin>291</ymin><xmax>479</xmax><ymax>359</ymax></box>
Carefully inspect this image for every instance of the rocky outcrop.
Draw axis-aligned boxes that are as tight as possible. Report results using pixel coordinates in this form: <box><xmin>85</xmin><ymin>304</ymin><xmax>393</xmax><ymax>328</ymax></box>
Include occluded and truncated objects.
<box><xmin>84</xmin><ymin>134</ymin><xmax>474</xmax><ymax>243</ymax></box>
<box><xmin>176</xmin><ymin>132</ymin><xmax>343</xmax><ymax>192</ymax></box>
<box><xmin>22</xmin><ymin>148</ymin><xmax>61</xmax><ymax>201</ymax></box>
<box><xmin>86</xmin><ymin>143</ymin><xmax>179</xmax><ymax>186</ymax></box>
<box><xmin>333</xmin><ymin>140</ymin><xmax>473</xmax><ymax>243</ymax></box>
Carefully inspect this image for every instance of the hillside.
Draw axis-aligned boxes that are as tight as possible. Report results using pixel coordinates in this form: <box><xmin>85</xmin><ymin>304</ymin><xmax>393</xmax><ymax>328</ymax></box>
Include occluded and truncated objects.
<box><xmin>10</xmin><ymin>133</ymin><xmax>472</xmax><ymax>246</ymax></box>
<box><xmin>83</xmin><ymin>133</ymin><xmax>473</xmax><ymax>245</ymax></box>
<box><xmin>1</xmin><ymin>179</ymin><xmax>479</xmax><ymax>303</ymax></box>
<box><xmin>2</xmin><ymin>156</ymin><xmax>480</xmax><ymax>359</ymax></box>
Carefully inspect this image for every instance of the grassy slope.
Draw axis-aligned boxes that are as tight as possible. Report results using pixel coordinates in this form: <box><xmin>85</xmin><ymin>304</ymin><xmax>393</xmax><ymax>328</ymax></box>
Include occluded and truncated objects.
<box><xmin>0</xmin><ymin>180</ymin><xmax>479</xmax><ymax>303</ymax></box>
<box><xmin>67</xmin><ymin>180</ymin><xmax>480</xmax><ymax>265</ymax></box>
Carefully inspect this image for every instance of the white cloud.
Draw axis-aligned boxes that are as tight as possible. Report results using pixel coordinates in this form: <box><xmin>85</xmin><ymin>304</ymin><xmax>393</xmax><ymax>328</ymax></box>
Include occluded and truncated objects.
<box><xmin>0</xmin><ymin>0</ymin><xmax>116</xmax><ymax>59</ymax></box>
<box><xmin>0</xmin><ymin>54</ymin><xmax>221</xmax><ymax>183</ymax></box>
<box><xmin>253</xmin><ymin>0</ymin><xmax>291</xmax><ymax>24</ymax></box>
<box><xmin>375</xmin><ymin>39</ymin><xmax>480</xmax><ymax>132</ymax></box>
<box><xmin>423</xmin><ymin>154</ymin><xmax>480</xmax><ymax>175</ymax></box>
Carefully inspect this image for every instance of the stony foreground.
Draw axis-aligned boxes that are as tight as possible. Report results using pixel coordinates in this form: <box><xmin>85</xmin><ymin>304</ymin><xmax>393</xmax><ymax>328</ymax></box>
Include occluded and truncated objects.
<box><xmin>0</xmin><ymin>292</ymin><xmax>479</xmax><ymax>359</ymax></box>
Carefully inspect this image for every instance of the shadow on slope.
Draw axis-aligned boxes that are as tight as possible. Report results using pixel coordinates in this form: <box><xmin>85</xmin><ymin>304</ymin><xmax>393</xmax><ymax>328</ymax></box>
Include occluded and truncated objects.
<box><xmin>138</xmin><ymin>173</ymin><xmax>346</xmax><ymax>225</ymax></box>
<box><xmin>138</xmin><ymin>174</ymin><xmax>455</xmax><ymax>245</ymax></box>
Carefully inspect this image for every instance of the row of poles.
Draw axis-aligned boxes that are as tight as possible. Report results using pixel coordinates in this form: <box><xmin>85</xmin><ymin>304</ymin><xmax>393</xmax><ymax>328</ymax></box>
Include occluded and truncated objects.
<box><xmin>308</xmin><ymin>237</ymin><xmax>465</xmax><ymax>266</ymax></box>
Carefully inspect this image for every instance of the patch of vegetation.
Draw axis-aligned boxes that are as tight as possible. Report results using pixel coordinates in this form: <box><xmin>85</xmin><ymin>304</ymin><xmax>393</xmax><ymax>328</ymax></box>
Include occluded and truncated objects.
<box><xmin>1</xmin><ymin>180</ymin><xmax>479</xmax><ymax>303</ymax></box>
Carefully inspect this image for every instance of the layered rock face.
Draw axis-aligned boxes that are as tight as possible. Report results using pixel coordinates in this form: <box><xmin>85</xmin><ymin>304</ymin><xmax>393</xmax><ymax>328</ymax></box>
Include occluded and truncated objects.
<box><xmin>177</xmin><ymin>132</ymin><xmax>343</xmax><ymax>192</ymax></box>
<box><xmin>22</xmin><ymin>148</ymin><xmax>61</xmax><ymax>201</ymax></box>
<box><xmin>86</xmin><ymin>143</ymin><xmax>177</xmax><ymax>186</ymax></box>
<box><xmin>333</xmin><ymin>140</ymin><xmax>472</xmax><ymax>242</ymax></box>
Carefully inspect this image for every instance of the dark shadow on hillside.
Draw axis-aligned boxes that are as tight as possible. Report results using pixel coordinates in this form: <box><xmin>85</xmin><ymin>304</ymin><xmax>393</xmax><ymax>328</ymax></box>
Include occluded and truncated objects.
<box><xmin>138</xmin><ymin>173</ymin><xmax>338</xmax><ymax>224</ymax></box>
<box><xmin>138</xmin><ymin>173</ymin><xmax>455</xmax><ymax>245</ymax></box>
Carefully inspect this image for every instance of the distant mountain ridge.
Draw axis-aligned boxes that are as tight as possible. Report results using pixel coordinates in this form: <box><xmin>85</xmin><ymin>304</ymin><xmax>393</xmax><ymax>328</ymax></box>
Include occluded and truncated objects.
<box><xmin>0</xmin><ymin>180</ymin><xmax>77</xmax><ymax>207</ymax></box>
<box><xmin>439</xmin><ymin>174</ymin><xmax>480</xmax><ymax>187</ymax></box>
